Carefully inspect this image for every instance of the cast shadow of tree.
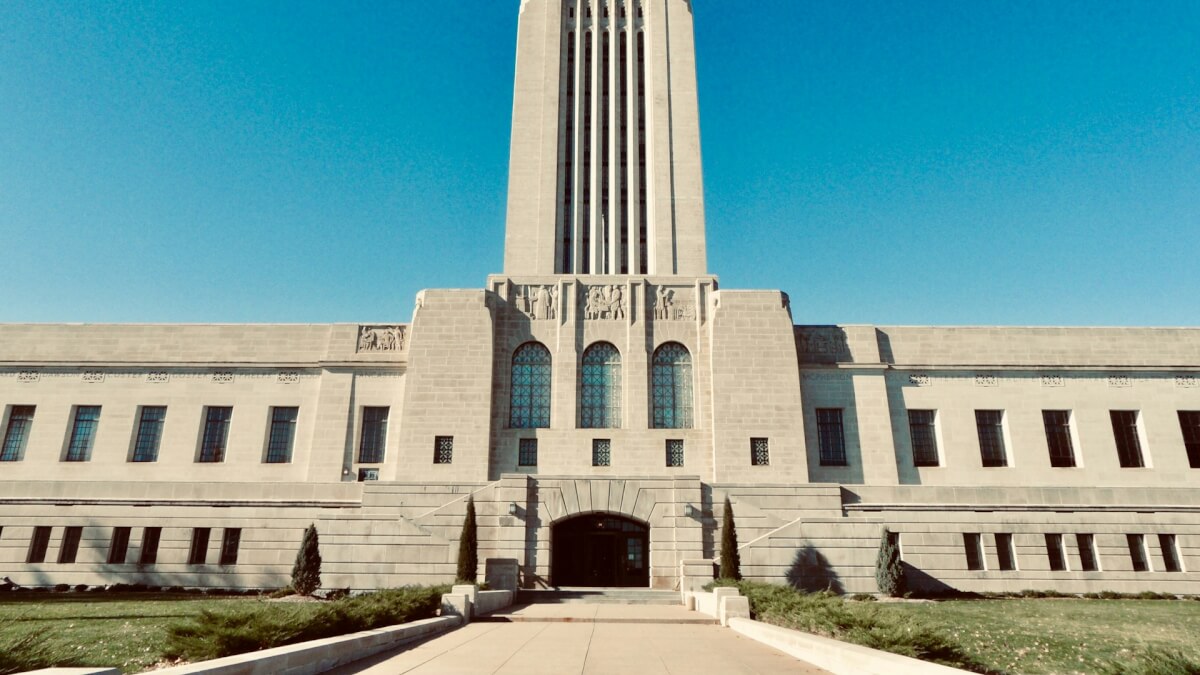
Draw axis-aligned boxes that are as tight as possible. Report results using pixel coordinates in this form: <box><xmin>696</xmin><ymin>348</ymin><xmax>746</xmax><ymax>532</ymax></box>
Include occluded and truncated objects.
<box><xmin>785</xmin><ymin>544</ymin><xmax>843</xmax><ymax>594</ymax></box>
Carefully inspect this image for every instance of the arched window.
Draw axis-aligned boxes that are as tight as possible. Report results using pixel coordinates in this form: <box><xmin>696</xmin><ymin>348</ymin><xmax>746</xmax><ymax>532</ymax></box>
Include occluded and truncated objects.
<box><xmin>511</xmin><ymin>342</ymin><xmax>552</xmax><ymax>428</ymax></box>
<box><xmin>581</xmin><ymin>342</ymin><xmax>621</xmax><ymax>428</ymax></box>
<box><xmin>652</xmin><ymin>342</ymin><xmax>693</xmax><ymax>429</ymax></box>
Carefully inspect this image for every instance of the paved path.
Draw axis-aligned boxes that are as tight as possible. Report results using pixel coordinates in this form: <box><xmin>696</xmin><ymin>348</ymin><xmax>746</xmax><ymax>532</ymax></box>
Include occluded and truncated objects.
<box><xmin>326</xmin><ymin>605</ymin><xmax>829</xmax><ymax>675</ymax></box>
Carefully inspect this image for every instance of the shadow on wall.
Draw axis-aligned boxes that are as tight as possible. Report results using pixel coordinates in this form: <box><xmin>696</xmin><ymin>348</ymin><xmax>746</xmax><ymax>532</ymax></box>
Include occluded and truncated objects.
<box><xmin>785</xmin><ymin>543</ymin><xmax>843</xmax><ymax>594</ymax></box>
<box><xmin>902</xmin><ymin>562</ymin><xmax>958</xmax><ymax>596</ymax></box>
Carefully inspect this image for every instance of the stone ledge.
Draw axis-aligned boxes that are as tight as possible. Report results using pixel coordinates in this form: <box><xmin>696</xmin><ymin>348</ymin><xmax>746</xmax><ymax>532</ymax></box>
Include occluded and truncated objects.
<box><xmin>727</xmin><ymin>617</ymin><xmax>970</xmax><ymax>675</ymax></box>
<box><xmin>149</xmin><ymin>615</ymin><xmax>460</xmax><ymax>675</ymax></box>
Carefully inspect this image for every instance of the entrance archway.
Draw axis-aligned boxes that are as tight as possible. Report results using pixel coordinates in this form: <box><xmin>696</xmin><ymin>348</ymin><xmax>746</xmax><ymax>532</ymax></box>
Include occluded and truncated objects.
<box><xmin>551</xmin><ymin>513</ymin><xmax>649</xmax><ymax>587</ymax></box>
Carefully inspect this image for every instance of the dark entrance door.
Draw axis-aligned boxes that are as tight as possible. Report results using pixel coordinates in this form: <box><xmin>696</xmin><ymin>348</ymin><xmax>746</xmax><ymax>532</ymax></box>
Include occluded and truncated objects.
<box><xmin>551</xmin><ymin>514</ymin><xmax>649</xmax><ymax>587</ymax></box>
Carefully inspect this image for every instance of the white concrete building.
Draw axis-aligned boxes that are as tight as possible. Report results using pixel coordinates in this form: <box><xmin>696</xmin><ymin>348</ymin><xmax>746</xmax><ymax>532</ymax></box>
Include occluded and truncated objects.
<box><xmin>1</xmin><ymin>0</ymin><xmax>1198</xmax><ymax>595</ymax></box>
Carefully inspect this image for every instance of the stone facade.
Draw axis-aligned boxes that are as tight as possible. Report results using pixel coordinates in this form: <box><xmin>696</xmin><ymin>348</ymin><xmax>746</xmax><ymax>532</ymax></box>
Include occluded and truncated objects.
<box><xmin>1</xmin><ymin>0</ymin><xmax>1197</xmax><ymax>595</ymax></box>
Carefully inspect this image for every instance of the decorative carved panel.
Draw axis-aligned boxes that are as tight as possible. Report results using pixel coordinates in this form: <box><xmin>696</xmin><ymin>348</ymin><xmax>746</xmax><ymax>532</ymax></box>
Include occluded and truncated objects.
<box><xmin>81</xmin><ymin>371</ymin><xmax>105</xmax><ymax>384</ymax></box>
<box><xmin>510</xmin><ymin>285</ymin><xmax>559</xmax><ymax>320</ymax></box>
<box><xmin>1107</xmin><ymin>376</ymin><xmax>1132</xmax><ymax>388</ymax></box>
<box><xmin>581</xmin><ymin>284</ymin><xmax>628</xmax><ymax>320</ymax></box>
<box><xmin>17</xmin><ymin>371</ymin><xmax>39</xmax><ymax>383</ymax></box>
<box><xmin>278</xmin><ymin>371</ymin><xmax>300</xmax><ymax>384</ymax></box>
<box><xmin>147</xmin><ymin>372</ymin><xmax>169</xmax><ymax>384</ymax></box>
<box><xmin>1041</xmin><ymin>375</ymin><xmax>1065</xmax><ymax>388</ymax></box>
<box><xmin>650</xmin><ymin>286</ymin><xmax>696</xmax><ymax>321</ymax></box>
<box><xmin>357</xmin><ymin>325</ymin><xmax>406</xmax><ymax>352</ymax></box>
<box><xmin>1176</xmin><ymin>375</ymin><xmax>1198</xmax><ymax>388</ymax></box>
<box><xmin>975</xmin><ymin>374</ymin><xmax>999</xmax><ymax>387</ymax></box>
<box><xmin>908</xmin><ymin>374</ymin><xmax>931</xmax><ymax>387</ymax></box>
<box><xmin>212</xmin><ymin>372</ymin><xmax>235</xmax><ymax>384</ymax></box>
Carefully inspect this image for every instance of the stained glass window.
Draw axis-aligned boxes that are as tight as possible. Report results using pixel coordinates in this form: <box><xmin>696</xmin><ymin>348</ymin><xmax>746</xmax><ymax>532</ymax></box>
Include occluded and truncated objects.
<box><xmin>652</xmin><ymin>343</ymin><xmax>692</xmax><ymax>429</ymax></box>
<box><xmin>581</xmin><ymin>342</ymin><xmax>621</xmax><ymax>428</ymax></box>
<box><xmin>511</xmin><ymin>343</ymin><xmax>552</xmax><ymax>429</ymax></box>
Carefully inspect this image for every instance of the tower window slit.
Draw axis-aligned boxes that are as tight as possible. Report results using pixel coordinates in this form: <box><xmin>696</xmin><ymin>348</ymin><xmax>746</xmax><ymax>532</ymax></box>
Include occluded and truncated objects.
<box><xmin>582</xmin><ymin>34</ymin><xmax>592</xmax><ymax>274</ymax></box>
<box><xmin>602</xmin><ymin>31</ymin><xmax>611</xmax><ymax>274</ymax></box>
<box><xmin>561</xmin><ymin>31</ymin><xmax>576</xmax><ymax>273</ymax></box>
<box><xmin>636</xmin><ymin>31</ymin><xmax>647</xmax><ymax>274</ymax></box>
<box><xmin>619</xmin><ymin>31</ymin><xmax>629</xmax><ymax>273</ymax></box>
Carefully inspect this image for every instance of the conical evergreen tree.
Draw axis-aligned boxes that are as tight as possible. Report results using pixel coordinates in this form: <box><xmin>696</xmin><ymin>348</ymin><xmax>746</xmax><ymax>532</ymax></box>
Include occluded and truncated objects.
<box><xmin>291</xmin><ymin>524</ymin><xmax>322</xmax><ymax>596</ymax></box>
<box><xmin>456</xmin><ymin>497</ymin><xmax>479</xmax><ymax>583</ymax></box>
<box><xmin>875</xmin><ymin>528</ymin><xmax>906</xmax><ymax>597</ymax></box>
<box><xmin>719</xmin><ymin>497</ymin><xmax>742</xmax><ymax>581</ymax></box>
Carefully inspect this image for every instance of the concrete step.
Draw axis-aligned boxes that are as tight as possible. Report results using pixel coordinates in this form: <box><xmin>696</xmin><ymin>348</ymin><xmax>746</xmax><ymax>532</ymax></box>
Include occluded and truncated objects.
<box><xmin>516</xmin><ymin>588</ymin><xmax>682</xmax><ymax>606</ymax></box>
<box><xmin>478</xmin><ymin>603</ymin><xmax>717</xmax><ymax>625</ymax></box>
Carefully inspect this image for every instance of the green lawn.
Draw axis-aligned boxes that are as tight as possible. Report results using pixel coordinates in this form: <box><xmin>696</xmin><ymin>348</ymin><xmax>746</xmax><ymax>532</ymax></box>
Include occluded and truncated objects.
<box><xmin>876</xmin><ymin>599</ymin><xmax>1200</xmax><ymax>675</ymax></box>
<box><xmin>0</xmin><ymin>593</ymin><xmax>268</xmax><ymax>673</ymax></box>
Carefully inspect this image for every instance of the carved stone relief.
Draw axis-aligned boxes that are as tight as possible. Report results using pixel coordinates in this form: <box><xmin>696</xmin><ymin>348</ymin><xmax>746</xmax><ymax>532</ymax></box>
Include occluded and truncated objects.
<box><xmin>582</xmin><ymin>284</ymin><xmax>627</xmax><ymax>320</ymax></box>
<box><xmin>147</xmin><ymin>372</ymin><xmax>169</xmax><ymax>384</ymax></box>
<box><xmin>357</xmin><ymin>325</ymin><xmax>406</xmax><ymax>352</ymax></box>
<box><xmin>278</xmin><ymin>371</ymin><xmax>300</xmax><ymax>384</ymax></box>
<box><xmin>796</xmin><ymin>330</ymin><xmax>851</xmax><ymax>356</ymax></box>
<box><xmin>1107</xmin><ymin>375</ymin><xmax>1132</xmax><ymax>388</ymax></box>
<box><xmin>511</xmin><ymin>285</ymin><xmax>559</xmax><ymax>320</ymax></box>
<box><xmin>975</xmin><ymin>374</ymin><xmax>999</xmax><ymax>387</ymax></box>
<box><xmin>1178</xmin><ymin>375</ymin><xmax>1198</xmax><ymax>388</ymax></box>
<box><xmin>82</xmin><ymin>371</ymin><xmax>105</xmax><ymax>384</ymax></box>
<box><xmin>1041</xmin><ymin>375</ymin><xmax>1065</xmax><ymax>388</ymax></box>
<box><xmin>17</xmin><ymin>371</ymin><xmax>39</xmax><ymax>383</ymax></box>
<box><xmin>651</xmin><ymin>286</ymin><xmax>696</xmax><ymax>321</ymax></box>
<box><xmin>212</xmin><ymin>372</ymin><xmax>234</xmax><ymax>384</ymax></box>
<box><xmin>908</xmin><ymin>374</ymin><xmax>931</xmax><ymax>387</ymax></box>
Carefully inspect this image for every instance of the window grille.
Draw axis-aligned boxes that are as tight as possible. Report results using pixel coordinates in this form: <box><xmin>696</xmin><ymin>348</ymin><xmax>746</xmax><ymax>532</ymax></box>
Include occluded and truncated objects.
<box><xmin>908</xmin><ymin>410</ymin><xmax>939</xmax><ymax>466</ymax></box>
<box><xmin>1043</xmin><ymin>411</ymin><xmax>1077</xmax><ymax>467</ymax></box>
<box><xmin>519</xmin><ymin>438</ymin><xmax>538</xmax><ymax>467</ymax></box>
<box><xmin>434</xmin><ymin>436</ymin><xmax>454</xmax><ymax>464</ymax></box>
<box><xmin>510</xmin><ymin>343</ymin><xmax>552</xmax><ymax>429</ymax></box>
<box><xmin>652</xmin><ymin>343</ymin><xmax>693</xmax><ymax>429</ymax></box>
<box><xmin>131</xmin><ymin>406</ymin><xmax>166</xmax><ymax>462</ymax></box>
<box><xmin>665</xmin><ymin>439</ymin><xmax>684</xmax><ymax>467</ymax></box>
<box><xmin>65</xmin><ymin>406</ymin><xmax>101</xmax><ymax>462</ymax></box>
<box><xmin>816</xmin><ymin>409</ymin><xmax>847</xmax><ymax>466</ymax></box>
<box><xmin>975</xmin><ymin>410</ymin><xmax>1007</xmax><ymax>467</ymax></box>
<box><xmin>581</xmin><ymin>342</ymin><xmax>622</xmax><ymax>428</ymax></box>
<box><xmin>751</xmin><ymin>438</ymin><xmax>770</xmax><ymax>466</ymax></box>
<box><xmin>265</xmin><ymin>407</ymin><xmax>298</xmax><ymax>463</ymax></box>
<box><xmin>358</xmin><ymin>407</ymin><xmax>389</xmax><ymax>463</ymax></box>
<box><xmin>0</xmin><ymin>406</ymin><xmax>35</xmax><ymax>461</ymax></box>
<box><xmin>592</xmin><ymin>439</ymin><xmax>611</xmax><ymax>467</ymax></box>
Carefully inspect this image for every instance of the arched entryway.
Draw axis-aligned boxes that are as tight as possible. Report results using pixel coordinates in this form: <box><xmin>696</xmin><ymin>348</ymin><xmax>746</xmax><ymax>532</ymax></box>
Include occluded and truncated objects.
<box><xmin>551</xmin><ymin>513</ymin><xmax>649</xmax><ymax>587</ymax></box>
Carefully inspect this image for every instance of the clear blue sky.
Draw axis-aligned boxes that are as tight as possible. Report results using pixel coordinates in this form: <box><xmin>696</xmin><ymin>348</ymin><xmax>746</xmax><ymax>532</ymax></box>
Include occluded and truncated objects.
<box><xmin>1</xmin><ymin>1</ymin><xmax>1197</xmax><ymax>326</ymax></box>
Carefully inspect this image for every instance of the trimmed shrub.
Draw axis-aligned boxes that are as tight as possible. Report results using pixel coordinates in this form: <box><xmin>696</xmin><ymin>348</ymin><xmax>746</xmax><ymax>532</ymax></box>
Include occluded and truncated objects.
<box><xmin>719</xmin><ymin>497</ymin><xmax>741</xmax><ymax>581</ymax></box>
<box><xmin>166</xmin><ymin>585</ymin><xmax>450</xmax><ymax>663</ymax></box>
<box><xmin>874</xmin><ymin>528</ymin><xmax>905</xmax><ymax>597</ymax></box>
<box><xmin>291</xmin><ymin>524</ymin><xmax>322</xmax><ymax>596</ymax></box>
<box><xmin>456</xmin><ymin>497</ymin><xmax>478</xmax><ymax>583</ymax></box>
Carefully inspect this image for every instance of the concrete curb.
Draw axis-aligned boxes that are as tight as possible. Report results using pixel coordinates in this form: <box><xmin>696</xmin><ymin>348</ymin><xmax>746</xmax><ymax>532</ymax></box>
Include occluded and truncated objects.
<box><xmin>147</xmin><ymin>615</ymin><xmax>461</xmax><ymax>675</ymax></box>
<box><xmin>727</xmin><ymin>617</ymin><xmax>971</xmax><ymax>675</ymax></box>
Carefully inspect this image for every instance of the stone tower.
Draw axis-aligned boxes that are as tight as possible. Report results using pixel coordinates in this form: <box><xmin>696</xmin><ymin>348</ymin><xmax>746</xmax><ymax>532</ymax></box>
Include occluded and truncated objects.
<box><xmin>504</xmin><ymin>0</ymin><xmax>707</xmax><ymax>277</ymax></box>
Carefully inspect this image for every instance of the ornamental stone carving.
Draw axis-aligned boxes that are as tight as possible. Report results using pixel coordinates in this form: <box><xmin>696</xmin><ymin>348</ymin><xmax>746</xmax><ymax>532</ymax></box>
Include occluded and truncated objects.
<box><xmin>17</xmin><ymin>371</ymin><xmax>39</xmax><ymax>383</ymax></box>
<box><xmin>512</xmin><ymin>285</ymin><xmax>559</xmax><ymax>320</ymax></box>
<box><xmin>796</xmin><ymin>330</ymin><xmax>850</xmax><ymax>356</ymax></box>
<box><xmin>583</xmin><ymin>285</ymin><xmax>627</xmax><ymax>320</ymax></box>
<box><xmin>358</xmin><ymin>325</ymin><xmax>406</xmax><ymax>352</ymax></box>
<box><xmin>147</xmin><ymin>372</ymin><xmax>169</xmax><ymax>384</ymax></box>
<box><xmin>82</xmin><ymin>371</ymin><xmax>105</xmax><ymax>384</ymax></box>
<box><xmin>212</xmin><ymin>372</ymin><xmax>234</xmax><ymax>384</ymax></box>
<box><xmin>651</xmin><ymin>286</ymin><xmax>696</xmax><ymax>321</ymax></box>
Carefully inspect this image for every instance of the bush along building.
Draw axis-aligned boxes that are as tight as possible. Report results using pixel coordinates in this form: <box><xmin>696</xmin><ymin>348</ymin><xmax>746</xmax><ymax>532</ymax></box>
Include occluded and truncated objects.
<box><xmin>1</xmin><ymin>0</ymin><xmax>1198</xmax><ymax>595</ymax></box>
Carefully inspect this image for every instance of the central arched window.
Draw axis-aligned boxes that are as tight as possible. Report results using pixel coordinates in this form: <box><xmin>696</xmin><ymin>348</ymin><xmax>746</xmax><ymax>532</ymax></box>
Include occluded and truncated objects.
<box><xmin>511</xmin><ymin>342</ymin><xmax>552</xmax><ymax>428</ymax></box>
<box><xmin>652</xmin><ymin>342</ymin><xmax>693</xmax><ymax>429</ymax></box>
<box><xmin>581</xmin><ymin>342</ymin><xmax>621</xmax><ymax>428</ymax></box>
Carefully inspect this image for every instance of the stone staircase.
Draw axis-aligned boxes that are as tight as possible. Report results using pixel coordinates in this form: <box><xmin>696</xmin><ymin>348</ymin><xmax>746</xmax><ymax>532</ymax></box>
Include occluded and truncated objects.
<box><xmin>515</xmin><ymin>588</ymin><xmax>681</xmax><ymax>605</ymax></box>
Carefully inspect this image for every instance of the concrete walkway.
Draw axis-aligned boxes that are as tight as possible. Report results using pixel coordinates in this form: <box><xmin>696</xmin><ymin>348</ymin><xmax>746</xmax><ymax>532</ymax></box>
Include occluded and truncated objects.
<box><xmin>326</xmin><ymin>605</ymin><xmax>830</xmax><ymax>675</ymax></box>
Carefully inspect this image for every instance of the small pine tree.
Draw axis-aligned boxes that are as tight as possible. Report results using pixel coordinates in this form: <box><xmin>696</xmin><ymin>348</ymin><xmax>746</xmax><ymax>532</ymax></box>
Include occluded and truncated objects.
<box><xmin>875</xmin><ymin>528</ymin><xmax>905</xmax><ymax>597</ymax></box>
<box><xmin>292</xmin><ymin>524</ymin><xmax>322</xmax><ymax>596</ymax></box>
<box><xmin>719</xmin><ymin>497</ymin><xmax>742</xmax><ymax>581</ymax></box>
<box><xmin>456</xmin><ymin>497</ymin><xmax>478</xmax><ymax>583</ymax></box>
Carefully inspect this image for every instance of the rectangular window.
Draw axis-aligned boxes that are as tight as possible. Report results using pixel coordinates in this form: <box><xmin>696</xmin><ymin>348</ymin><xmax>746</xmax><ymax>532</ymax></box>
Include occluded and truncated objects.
<box><xmin>908</xmin><ymin>410</ymin><xmax>939</xmax><ymax>466</ymax></box>
<box><xmin>518</xmin><ymin>438</ymin><xmax>538</xmax><ymax>467</ymax></box>
<box><xmin>964</xmin><ymin>533</ymin><xmax>985</xmax><ymax>571</ymax></box>
<box><xmin>139</xmin><ymin>527</ymin><xmax>161</xmax><ymax>565</ymax></box>
<box><xmin>975</xmin><ymin>410</ymin><xmax>1008</xmax><ymax>467</ymax></box>
<box><xmin>131</xmin><ymin>406</ymin><xmax>167</xmax><ymax>462</ymax></box>
<box><xmin>199</xmin><ymin>407</ymin><xmax>232</xmax><ymax>463</ymax></box>
<box><xmin>1110</xmin><ymin>411</ymin><xmax>1145</xmax><ymax>468</ymax></box>
<box><xmin>592</xmin><ymin>439</ymin><xmax>611</xmax><ymax>467</ymax></box>
<box><xmin>751</xmin><ymin>437</ymin><xmax>770</xmax><ymax>466</ymax></box>
<box><xmin>58</xmin><ymin>526</ymin><xmax>82</xmax><ymax>564</ymax></box>
<box><xmin>1160</xmin><ymin>534</ymin><xmax>1183</xmax><ymax>573</ymax></box>
<box><xmin>1046</xmin><ymin>533</ymin><xmax>1067</xmax><ymax>571</ymax></box>
<box><xmin>1127</xmin><ymin>534</ymin><xmax>1149</xmax><ymax>572</ymax></box>
<box><xmin>816</xmin><ymin>409</ymin><xmax>847</xmax><ymax>466</ymax></box>
<box><xmin>1180</xmin><ymin>411</ymin><xmax>1200</xmax><ymax>469</ymax></box>
<box><xmin>1</xmin><ymin>405</ymin><xmax>36</xmax><ymax>461</ymax></box>
<box><xmin>27</xmin><ymin>526</ymin><xmax>51</xmax><ymax>563</ymax></box>
<box><xmin>1077</xmin><ymin>533</ymin><xmax>1099</xmax><ymax>571</ymax></box>
<box><xmin>434</xmin><ymin>436</ymin><xmax>454</xmax><ymax>464</ymax></box>
<box><xmin>107</xmin><ymin>526</ymin><xmax>131</xmax><ymax>564</ymax></box>
<box><xmin>996</xmin><ymin>533</ymin><xmax>1017</xmax><ymax>571</ymax></box>
<box><xmin>1043</xmin><ymin>411</ymin><xmax>1077</xmax><ymax>467</ymax></box>
<box><xmin>666</xmin><ymin>439</ymin><xmax>684</xmax><ymax>467</ymax></box>
<box><xmin>65</xmin><ymin>406</ymin><xmax>101</xmax><ymax>462</ymax></box>
<box><xmin>188</xmin><ymin>528</ymin><xmax>210</xmax><ymax>565</ymax></box>
<box><xmin>219</xmin><ymin>528</ymin><xmax>241</xmax><ymax>566</ymax></box>
<box><xmin>265</xmin><ymin>407</ymin><xmax>298</xmax><ymax>463</ymax></box>
<box><xmin>358</xmin><ymin>407</ymin><xmax>389</xmax><ymax>464</ymax></box>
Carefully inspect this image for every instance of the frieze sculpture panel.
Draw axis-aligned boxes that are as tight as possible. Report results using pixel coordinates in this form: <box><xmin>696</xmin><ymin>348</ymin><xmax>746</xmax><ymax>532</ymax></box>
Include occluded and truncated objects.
<box><xmin>511</xmin><ymin>285</ymin><xmax>559</xmax><ymax>320</ymax></box>
<box><xmin>651</xmin><ymin>286</ymin><xmax>696</xmax><ymax>321</ymax></box>
<box><xmin>147</xmin><ymin>372</ymin><xmax>169</xmax><ymax>384</ymax></box>
<box><xmin>212</xmin><ymin>372</ymin><xmax>235</xmax><ymax>384</ymax></box>
<box><xmin>17</xmin><ymin>371</ymin><xmax>39</xmax><ymax>383</ymax></box>
<box><xmin>357</xmin><ymin>325</ymin><xmax>406</xmax><ymax>352</ymax></box>
<box><xmin>1178</xmin><ymin>375</ymin><xmax>1198</xmax><ymax>388</ymax></box>
<box><xmin>82</xmin><ymin>371</ymin><xmax>105</xmax><ymax>384</ymax></box>
<box><xmin>796</xmin><ymin>330</ymin><xmax>851</xmax><ymax>356</ymax></box>
<box><xmin>583</xmin><ymin>285</ymin><xmax>627</xmax><ymax>320</ymax></box>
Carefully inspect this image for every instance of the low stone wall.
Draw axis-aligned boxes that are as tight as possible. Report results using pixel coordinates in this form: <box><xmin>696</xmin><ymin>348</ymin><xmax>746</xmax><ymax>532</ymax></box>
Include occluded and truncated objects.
<box><xmin>149</xmin><ymin>616</ymin><xmax>459</xmax><ymax>675</ymax></box>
